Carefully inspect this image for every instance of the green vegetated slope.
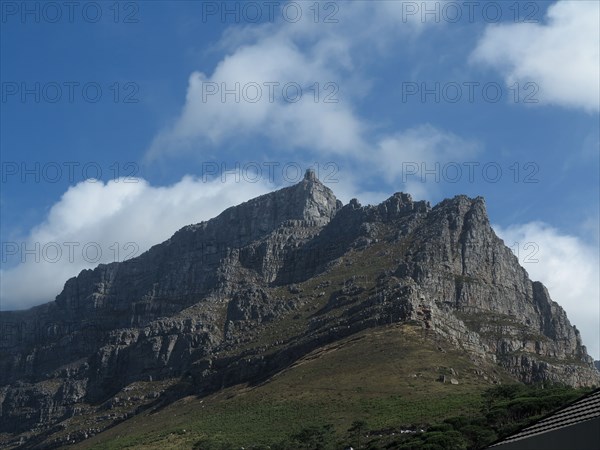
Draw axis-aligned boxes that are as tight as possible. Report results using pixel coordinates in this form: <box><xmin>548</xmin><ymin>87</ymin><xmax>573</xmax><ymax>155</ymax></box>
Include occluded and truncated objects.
<box><xmin>75</xmin><ymin>323</ymin><xmax>516</xmax><ymax>449</ymax></box>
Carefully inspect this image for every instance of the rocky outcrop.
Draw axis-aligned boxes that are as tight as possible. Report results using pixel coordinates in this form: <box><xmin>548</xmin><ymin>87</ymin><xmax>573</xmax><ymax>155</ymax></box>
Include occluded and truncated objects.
<box><xmin>1</xmin><ymin>170</ymin><xmax>598</xmax><ymax>447</ymax></box>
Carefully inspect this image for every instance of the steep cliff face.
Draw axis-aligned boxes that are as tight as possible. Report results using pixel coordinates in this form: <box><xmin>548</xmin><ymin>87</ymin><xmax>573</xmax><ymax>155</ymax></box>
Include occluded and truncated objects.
<box><xmin>1</xmin><ymin>171</ymin><xmax>598</xmax><ymax>447</ymax></box>
<box><xmin>52</xmin><ymin>170</ymin><xmax>341</xmax><ymax>319</ymax></box>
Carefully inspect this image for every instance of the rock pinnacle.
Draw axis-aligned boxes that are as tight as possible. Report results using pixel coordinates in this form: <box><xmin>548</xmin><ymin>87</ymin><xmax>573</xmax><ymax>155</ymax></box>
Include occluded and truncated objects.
<box><xmin>304</xmin><ymin>168</ymin><xmax>317</xmax><ymax>182</ymax></box>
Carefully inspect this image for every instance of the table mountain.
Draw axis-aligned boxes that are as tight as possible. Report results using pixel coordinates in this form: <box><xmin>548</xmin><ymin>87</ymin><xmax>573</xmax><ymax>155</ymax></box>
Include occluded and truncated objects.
<box><xmin>1</xmin><ymin>170</ymin><xmax>598</xmax><ymax>448</ymax></box>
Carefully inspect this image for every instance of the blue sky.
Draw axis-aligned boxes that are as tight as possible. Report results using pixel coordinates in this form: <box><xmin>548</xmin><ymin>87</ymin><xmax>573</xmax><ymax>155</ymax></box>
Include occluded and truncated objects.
<box><xmin>0</xmin><ymin>1</ymin><xmax>598</xmax><ymax>357</ymax></box>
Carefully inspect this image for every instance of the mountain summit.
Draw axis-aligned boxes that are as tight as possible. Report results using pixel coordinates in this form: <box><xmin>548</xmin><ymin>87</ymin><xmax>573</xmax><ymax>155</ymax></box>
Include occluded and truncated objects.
<box><xmin>1</xmin><ymin>173</ymin><xmax>598</xmax><ymax>447</ymax></box>
<box><xmin>211</xmin><ymin>167</ymin><xmax>342</xmax><ymax>230</ymax></box>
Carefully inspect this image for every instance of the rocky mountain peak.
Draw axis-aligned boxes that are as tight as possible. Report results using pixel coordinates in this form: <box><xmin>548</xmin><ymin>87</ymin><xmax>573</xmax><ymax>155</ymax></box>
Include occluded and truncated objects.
<box><xmin>1</xmin><ymin>181</ymin><xmax>599</xmax><ymax>447</ymax></box>
<box><xmin>226</xmin><ymin>168</ymin><xmax>340</xmax><ymax>225</ymax></box>
<box><xmin>291</xmin><ymin>169</ymin><xmax>342</xmax><ymax>223</ymax></box>
<box><xmin>178</xmin><ymin>170</ymin><xmax>341</xmax><ymax>242</ymax></box>
<box><xmin>304</xmin><ymin>168</ymin><xmax>318</xmax><ymax>182</ymax></box>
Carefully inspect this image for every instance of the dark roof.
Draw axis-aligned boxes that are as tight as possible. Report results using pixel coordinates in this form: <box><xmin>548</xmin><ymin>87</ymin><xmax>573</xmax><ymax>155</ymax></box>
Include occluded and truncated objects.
<box><xmin>488</xmin><ymin>388</ymin><xmax>600</xmax><ymax>449</ymax></box>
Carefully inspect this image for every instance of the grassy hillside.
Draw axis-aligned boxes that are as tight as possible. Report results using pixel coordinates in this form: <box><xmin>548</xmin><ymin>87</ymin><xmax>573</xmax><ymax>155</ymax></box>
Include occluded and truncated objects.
<box><xmin>74</xmin><ymin>323</ymin><xmax>513</xmax><ymax>449</ymax></box>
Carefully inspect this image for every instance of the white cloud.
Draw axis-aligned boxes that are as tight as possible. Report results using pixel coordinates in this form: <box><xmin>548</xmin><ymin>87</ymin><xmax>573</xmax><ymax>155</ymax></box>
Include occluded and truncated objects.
<box><xmin>144</xmin><ymin>1</ymin><xmax>438</xmax><ymax>162</ymax></box>
<box><xmin>143</xmin><ymin>1</ymin><xmax>485</xmax><ymax>206</ymax></box>
<box><xmin>144</xmin><ymin>5</ymin><xmax>475</xmax><ymax>200</ymax></box>
<box><xmin>471</xmin><ymin>0</ymin><xmax>600</xmax><ymax>112</ymax></box>
<box><xmin>308</xmin><ymin>124</ymin><xmax>481</xmax><ymax>205</ymax></box>
<box><xmin>373</xmin><ymin>124</ymin><xmax>481</xmax><ymax>184</ymax></box>
<box><xmin>0</xmin><ymin>175</ymin><xmax>271</xmax><ymax>311</ymax></box>
<box><xmin>494</xmin><ymin>222</ymin><xmax>600</xmax><ymax>360</ymax></box>
<box><xmin>145</xmin><ymin>40</ymin><xmax>368</xmax><ymax>160</ymax></box>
